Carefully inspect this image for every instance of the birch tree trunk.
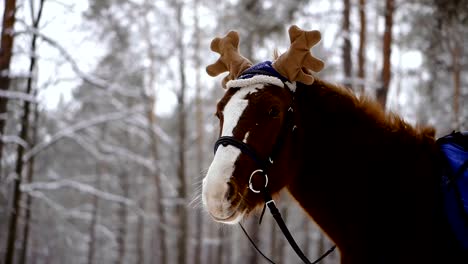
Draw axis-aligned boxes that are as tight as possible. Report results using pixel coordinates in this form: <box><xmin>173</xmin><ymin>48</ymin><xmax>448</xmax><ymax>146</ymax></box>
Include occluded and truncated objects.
<box><xmin>377</xmin><ymin>0</ymin><xmax>395</xmax><ymax>109</ymax></box>
<box><xmin>0</xmin><ymin>0</ymin><xmax>17</xmax><ymax>172</ymax></box>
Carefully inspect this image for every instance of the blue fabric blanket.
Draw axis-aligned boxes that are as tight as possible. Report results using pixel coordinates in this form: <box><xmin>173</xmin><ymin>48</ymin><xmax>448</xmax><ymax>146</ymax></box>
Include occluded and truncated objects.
<box><xmin>438</xmin><ymin>131</ymin><xmax>468</xmax><ymax>250</ymax></box>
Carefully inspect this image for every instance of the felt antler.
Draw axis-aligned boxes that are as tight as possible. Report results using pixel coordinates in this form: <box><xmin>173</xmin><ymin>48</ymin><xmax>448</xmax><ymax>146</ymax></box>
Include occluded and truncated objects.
<box><xmin>273</xmin><ymin>25</ymin><xmax>325</xmax><ymax>85</ymax></box>
<box><xmin>206</xmin><ymin>31</ymin><xmax>253</xmax><ymax>88</ymax></box>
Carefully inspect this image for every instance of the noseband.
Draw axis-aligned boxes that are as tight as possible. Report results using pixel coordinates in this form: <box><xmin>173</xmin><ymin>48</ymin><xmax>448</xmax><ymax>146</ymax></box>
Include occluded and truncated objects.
<box><xmin>213</xmin><ymin>85</ymin><xmax>336</xmax><ymax>264</ymax></box>
<box><xmin>214</xmin><ymin>136</ymin><xmax>270</xmax><ymax>193</ymax></box>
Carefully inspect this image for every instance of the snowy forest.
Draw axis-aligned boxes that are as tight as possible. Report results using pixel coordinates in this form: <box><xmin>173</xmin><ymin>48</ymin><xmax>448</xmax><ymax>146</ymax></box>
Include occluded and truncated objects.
<box><xmin>0</xmin><ymin>0</ymin><xmax>467</xmax><ymax>263</ymax></box>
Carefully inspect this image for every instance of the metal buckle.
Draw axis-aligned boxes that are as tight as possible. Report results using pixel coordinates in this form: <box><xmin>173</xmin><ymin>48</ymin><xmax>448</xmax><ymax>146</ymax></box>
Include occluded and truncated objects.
<box><xmin>248</xmin><ymin>169</ymin><xmax>268</xmax><ymax>193</ymax></box>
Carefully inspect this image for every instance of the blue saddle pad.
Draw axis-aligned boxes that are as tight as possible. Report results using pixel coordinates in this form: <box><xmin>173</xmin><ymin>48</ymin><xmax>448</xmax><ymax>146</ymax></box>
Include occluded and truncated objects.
<box><xmin>438</xmin><ymin>131</ymin><xmax>468</xmax><ymax>250</ymax></box>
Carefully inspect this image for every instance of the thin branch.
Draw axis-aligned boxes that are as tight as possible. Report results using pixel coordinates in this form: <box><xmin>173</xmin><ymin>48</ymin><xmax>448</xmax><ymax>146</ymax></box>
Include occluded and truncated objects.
<box><xmin>0</xmin><ymin>89</ymin><xmax>37</xmax><ymax>103</ymax></box>
<box><xmin>23</xmin><ymin>107</ymin><xmax>144</xmax><ymax>162</ymax></box>
<box><xmin>21</xmin><ymin>179</ymin><xmax>135</xmax><ymax>206</ymax></box>
<box><xmin>1</xmin><ymin>134</ymin><xmax>29</xmax><ymax>148</ymax></box>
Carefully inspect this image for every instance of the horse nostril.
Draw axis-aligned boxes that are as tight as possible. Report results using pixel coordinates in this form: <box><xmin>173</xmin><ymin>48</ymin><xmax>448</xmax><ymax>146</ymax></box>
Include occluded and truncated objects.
<box><xmin>225</xmin><ymin>182</ymin><xmax>236</xmax><ymax>201</ymax></box>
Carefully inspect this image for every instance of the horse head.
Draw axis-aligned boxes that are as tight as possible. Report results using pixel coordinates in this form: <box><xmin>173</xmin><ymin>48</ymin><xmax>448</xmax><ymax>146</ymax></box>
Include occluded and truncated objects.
<box><xmin>202</xmin><ymin>25</ymin><xmax>324</xmax><ymax>224</ymax></box>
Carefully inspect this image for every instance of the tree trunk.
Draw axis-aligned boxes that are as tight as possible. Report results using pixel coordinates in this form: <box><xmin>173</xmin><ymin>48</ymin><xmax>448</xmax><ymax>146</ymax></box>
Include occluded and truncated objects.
<box><xmin>377</xmin><ymin>0</ymin><xmax>394</xmax><ymax>109</ymax></box>
<box><xmin>357</xmin><ymin>0</ymin><xmax>367</xmax><ymax>93</ymax></box>
<box><xmin>448</xmin><ymin>36</ymin><xmax>461</xmax><ymax>130</ymax></box>
<box><xmin>141</xmin><ymin>1</ymin><xmax>166</xmax><ymax>262</ymax></box>
<box><xmin>303</xmin><ymin>219</ymin><xmax>311</xmax><ymax>258</ymax></box>
<box><xmin>175</xmin><ymin>1</ymin><xmax>188</xmax><ymax>263</ymax></box>
<box><xmin>18</xmin><ymin>92</ymin><xmax>39</xmax><ymax>264</ymax></box>
<box><xmin>5</xmin><ymin>1</ymin><xmax>44</xmax><ymax>262</ymax></box>
<box><xmin>246</xmin><ymin>219</ymin><xmax>259</xmax><ymax>264</ymax></box>
<box><xmin>342</xmin><ymin>0</ymin><xmax>353</xmax><ymax>89</ymax></box>
<box><xmin>270</xmin><ymin>218</ymin><xmax>277</xmax><ymax>259</ymax></box>
<box><xmin>0</xmin><ymin>0</ymin><xmax>17</xmax><ymax>173</ymax></box>
<box><xmin>146</xmin><ymin>103</ymin><xmax>166</xmax><ymax>264</ymax></box>
<box><xmin>87</xmin><ymin>162</ymin><xmax>102</xmax><ymax>264</ymax></box>
<box><xmin>136</xmin><ymin>194</ymin><xmax>145</xmax><ymax>264</ymax></box>
<box><xmin>317</xmin><ymin>233</ymin><xmax>326</xmax><ymax>264</ymax></box>
<box><xmin>18</xmin><ymin>2</ymin><xmax>45</xmax><ymax>262</ymax></box>
<box><xmin>276</xmin><ymin>207</ymin><xmax>288</xmax><ymax>263</ymax></box>
<box><xmin>115</xmin><ymin>170</ymin><xmax>128</xmax><ymax>264</ymax></box>
<box><xmin>193</xmin><ymin>0</ymin><xmax>205</xmax><ymax>263</ymax></box>
<box><xmin>216</xmin><ymin>228</ymin><xmax>225</xmax><ymax>264</ymax></box>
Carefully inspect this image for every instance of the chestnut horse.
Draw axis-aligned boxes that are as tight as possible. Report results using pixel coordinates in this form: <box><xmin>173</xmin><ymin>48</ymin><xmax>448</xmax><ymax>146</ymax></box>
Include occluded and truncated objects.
<box><xmin>201</xmin><ymin>26</ymin><xmax>466</xmax><ymax>263</ymax></box>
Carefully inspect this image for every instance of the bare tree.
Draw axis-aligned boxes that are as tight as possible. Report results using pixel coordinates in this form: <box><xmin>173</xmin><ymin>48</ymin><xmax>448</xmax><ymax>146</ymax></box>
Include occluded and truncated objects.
<box><xmin>193</xmin><ymin>0</ymin><xmax>205</xmax><ymax>263</ymax></box>
<box><xmin>342</xmin><ymin>0</ymin><xmax>353</xmax><ymax>89</ymax></box>
<box><xmin>175</xmin><ymin>1</ymin><xmax>188</xmax><ymax>263</ymax></box>
<box><xmin>377</xmin><ymin>0</ymin><xmax>395</xmax><ymax>108</ymax></box>
<box><xmin>357</xmin><ymin>0</ymin><xmax>367</xmax><ymax>93</ymax></box>
<box><xmin>87</xmin><ymin>155</ymin><xmax>103</xmax><ymax>264</ymax></box>
<box><xmin>441</xmin><ymin>21</ymin><xmax>463</xmax><ymax>130</ymax></box>
<box><xmin>137</xmin><ymin>1</ymin><xmax>168</xmax><ymax>262</ymax></box>
<box><xmin>116</xmin><ymin>169</ymin><xmax>128</xmax><ymax>264</ymax></box>
<box><xmin>0</xmin><ymin>0</ymin><xmax>17</xmax><ymax>175</ymax></box>
<box><xmin>5</xmin><ymin>1</ymin><xmax>44</xmax><ymax>263</ymax></box>
<box><xmin>19</xmin><ymin>82</ymin><xmax>40</xmax><ymax>264</ymax></box>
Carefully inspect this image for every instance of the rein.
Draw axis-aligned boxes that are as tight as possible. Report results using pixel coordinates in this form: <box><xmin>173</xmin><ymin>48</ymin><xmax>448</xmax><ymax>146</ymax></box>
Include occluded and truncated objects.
<box><xmin>213</xmin><ymin>87</ymin><xmax>336</xmax><ymax>263</ymax></box>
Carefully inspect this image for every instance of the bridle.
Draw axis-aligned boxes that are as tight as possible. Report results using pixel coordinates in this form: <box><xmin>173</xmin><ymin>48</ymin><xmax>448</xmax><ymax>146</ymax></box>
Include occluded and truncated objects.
<box><xmin>213</xmin><ymin>83</ymin><xmax>336</xmax><ymax>264</ymax></box>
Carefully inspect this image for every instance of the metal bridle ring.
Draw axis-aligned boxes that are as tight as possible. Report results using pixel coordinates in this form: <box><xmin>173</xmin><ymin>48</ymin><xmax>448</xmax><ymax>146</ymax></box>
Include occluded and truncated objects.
<box><xmin>248</xmin><ymin>169</ymin><xmax>268</xmax><ymax>193</ymax></box>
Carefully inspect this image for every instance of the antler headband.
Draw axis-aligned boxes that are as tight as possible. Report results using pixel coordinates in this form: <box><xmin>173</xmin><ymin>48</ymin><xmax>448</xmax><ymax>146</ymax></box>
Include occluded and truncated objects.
<box><xmin>207</xmin><ymin>25</ymin><xmax>324</xmax><ymax>87</ymax></box>
<box><xmin>273</xmin><ymin>25</ymin><xmax>324</xmax><ymax>85</ymax></box>
<box><xmin>206</xmin><ymin>31</ymin><xmax>253</xmax><ymax>88</ymax></box>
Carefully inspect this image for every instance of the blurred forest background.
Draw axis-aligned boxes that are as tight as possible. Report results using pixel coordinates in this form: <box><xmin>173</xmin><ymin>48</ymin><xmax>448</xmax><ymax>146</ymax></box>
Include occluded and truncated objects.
<box><xmin>0</xmin><ymin>0</ymin><xmax>467</xmax><ymax>263</ymax></box>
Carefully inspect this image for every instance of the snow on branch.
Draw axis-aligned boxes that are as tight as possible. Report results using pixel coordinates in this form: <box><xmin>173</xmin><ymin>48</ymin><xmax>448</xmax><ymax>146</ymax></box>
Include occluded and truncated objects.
<box><xmin>0</xmin><ymin>90</ymin><xmax>38</xmax><ymax>103</ymax></box>
<box><xmin>21</xmin><ymin>179</ymin><xmax>136</xmax><ymax>206</ymax></box>
<box><xmin>22</xmin><ymin>181</ymin><xmax>174</xmax><ymax>232</ymax></box>
<box><xmin>1</xmin><ymin>134</ymin><xmax>29</xmax><ymax>148</ymax></box>
<box><xmin>127</xmin><ymin>114</ymin><xmax>174</xmax><ymax>146</ymax></box>
<box><xmin>26</xmin><ymin>189</ymin><xmax>94</xmax><ymax>220</ymax></box>
<box><xmin>23</xmin><ymin>107</ymin><xmax>144</xmax><ymax>162</ymax></box>
<box><xmin>66</xmin><ymin>133</ymin><xmax>110</xmax><ymax>161</ymax></box>
<box><xmin>24</xmin><ymin>190</ymin><xmax>117</xmax><ymax>241</ymax></box>
<box><xmin>153</xmin><ymin>122</ymin><xmax>173</xmax><ymax>145</ymax></box>
<box><xmin>15</xmin><ymin>27</ymin><xmax>109</xmax><ymax>89</ymax></box>
<box><xmin>99</xmin><ymin>142</ymin><xmax>157</xmax><ymax>172</ymax></box>
<box><xmin>15</xmin><ymin>27</ymin><xmax>140</xmax><ymax>98</ymax></box>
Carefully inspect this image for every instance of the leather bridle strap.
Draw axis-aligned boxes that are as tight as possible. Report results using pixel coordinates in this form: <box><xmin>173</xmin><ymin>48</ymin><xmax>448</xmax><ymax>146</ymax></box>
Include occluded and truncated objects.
<box><xmin>237</xmin><ymin>184</ymin><xmax>337</xmax><ymax>264</ymax></box>
<box><xmin>261</xmin><ymin>187</ymin><xmax>337</xmax><ymax>264</ymax></box>
<box><xmin>214</xmin><ymin>136</ymin><xmax>268</xmax><ymax>170</ymax></box>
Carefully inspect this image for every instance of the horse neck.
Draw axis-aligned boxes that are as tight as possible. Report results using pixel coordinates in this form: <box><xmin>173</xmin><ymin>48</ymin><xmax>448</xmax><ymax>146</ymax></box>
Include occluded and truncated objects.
<box><xmin>284</xmin><ymin>78</ymin><xmax>438</xmax><ymax>250</ymax></box>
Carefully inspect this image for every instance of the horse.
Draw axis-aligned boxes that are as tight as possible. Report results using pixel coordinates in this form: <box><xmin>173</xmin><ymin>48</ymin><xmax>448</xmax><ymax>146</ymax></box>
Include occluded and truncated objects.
<box><xmin>201</xmin><ymin>25</ymin><xmax>467</xmax><ymax>264</ymax></box>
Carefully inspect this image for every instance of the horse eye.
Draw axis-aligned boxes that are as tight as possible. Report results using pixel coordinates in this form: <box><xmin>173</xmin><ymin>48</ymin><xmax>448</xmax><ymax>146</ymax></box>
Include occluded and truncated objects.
<box><xmin>269</xmin><ymin>107</ymin><xmax>280</xmax><ymax>117</ymax></box>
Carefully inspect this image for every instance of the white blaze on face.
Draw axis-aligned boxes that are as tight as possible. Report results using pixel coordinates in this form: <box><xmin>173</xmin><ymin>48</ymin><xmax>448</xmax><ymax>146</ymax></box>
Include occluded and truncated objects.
<box><xmin>202</xmin><ymin>84</ymin><xmax>263</xmax><ymax>224</ymax></box>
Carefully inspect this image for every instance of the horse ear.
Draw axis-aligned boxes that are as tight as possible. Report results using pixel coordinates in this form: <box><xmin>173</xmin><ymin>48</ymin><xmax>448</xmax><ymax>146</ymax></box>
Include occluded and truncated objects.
<box><xmin>206</xmin><ymin>31</ymin><xmax>252</xmax><ymax>88</ymax></box>
<box><xmin>273</xmin><ymin>25</ymin><xmax>325</xmax><ymax>85</ymax></box>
